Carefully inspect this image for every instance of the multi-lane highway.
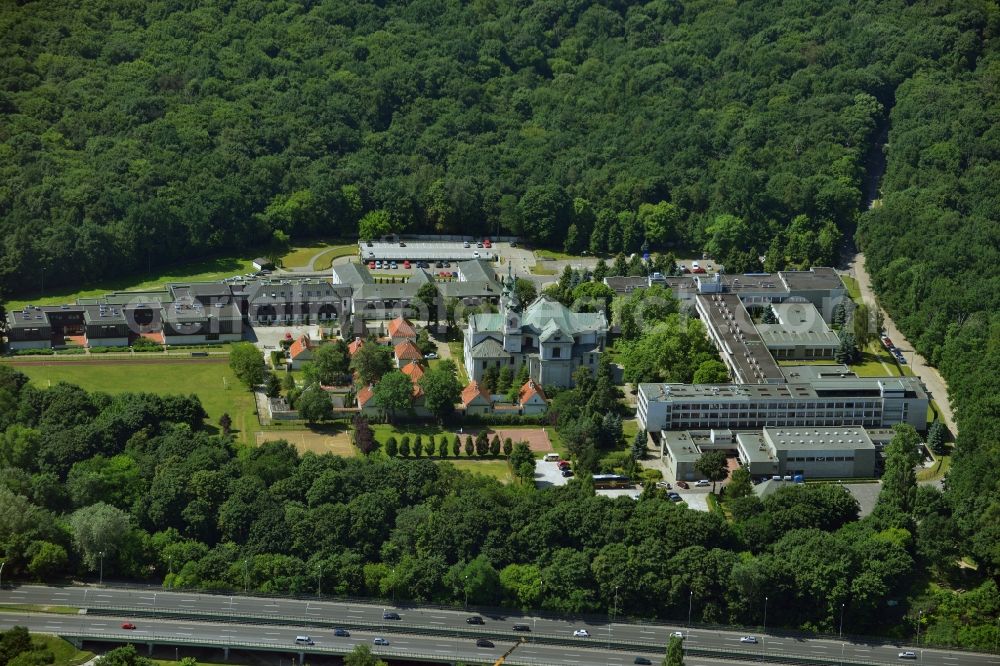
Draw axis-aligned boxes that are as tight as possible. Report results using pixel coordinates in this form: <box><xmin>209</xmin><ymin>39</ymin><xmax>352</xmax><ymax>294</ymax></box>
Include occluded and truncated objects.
<box><xmin>3</xmin><ymin>585</ymin><xmax>998</xmax><ymax>666</ymax></box>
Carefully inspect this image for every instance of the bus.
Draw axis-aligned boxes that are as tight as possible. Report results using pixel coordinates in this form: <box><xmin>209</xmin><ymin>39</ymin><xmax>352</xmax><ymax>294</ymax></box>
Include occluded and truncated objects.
<box><xmin>591</xmin><ymin>474</ymin><xmax>631</xmax><ymax>489</ymax></box>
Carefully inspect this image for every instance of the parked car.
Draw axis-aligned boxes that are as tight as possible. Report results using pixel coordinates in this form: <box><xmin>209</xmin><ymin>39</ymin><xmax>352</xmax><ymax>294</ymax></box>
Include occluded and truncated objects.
<box><xmin>443</xmin><ymin>261</ymin><xmax>451</xmax><ymax>267</ymax></box>
<box><xmin>573</xmin><ymin>629</ymin><xmax>590</xmax><ymax>637</ymax></box>
<box><xmin>484</xmin><ymin>239</ymin><xmax>492</xmax><ymax>248</ymax></box>
<box><xmin>667</xmin><ymin>492</ymin><xmax>683</xmax><ymax>502</ymax></box>
<box><xmin>375</xmin><ymin>260</ymin><xmax>382</xmax><ymax>269</ymax></box>
<box><xmin>558</xmin><ymin>461</ymin><xmax>571</xmax><ymax>470</ymax></box>
<box><xmin>452</xmin><ymin>271</ymin><xmax>459</xmax><ymax>277</ymax></box>
<box><xmin>676</xmin><ymin>481</ymin><xmax>690</xmax><ymax>489</ymax></box>
<box><xmin>740</xmin><ymin>636</ymin><xmax>758</xmax><ymax>644</ymax></box>
<box><xmin>477</xmin><ymin>242</ymin><xmax>484</xmax><ymax>248</ymax></box>
<box><xmin>466</xmin><ymin>616</ymin><xmax>485</xmax><ymax>625</ymax></box>
<box><xmin>656</xmin><ymin>481</ymin><xmax>672</xmax><ymax>489</ymax></box>
<box><xmin>435</xmin><ymin>261</ymin><xmax>444</xmax><ymax>268</ymax></box>
<box><xmin>121</xmin><ymin>623</ymin><xmax>136</xmax><ymax>630</ymax></box>
<box><xmin>383</xmin><ymin>611</ymin><xmax>401</xmax><ymax>620</ymax></box>
<box><xmin>561</xmin><ymin>469</ymin><xmax>575</xmax><ymax>477</ymax></box>
<box><xmin>390</xmin><ymin>261</ymin><xmax>398</xmax><ymax>269</ymax></box>
<box><xmin>695</xmin><ymin>480</ymin><xmax>710</xmax><ymax>487</ymax></box>
<box><xmin>373</xmin><ymin>637</ymin><xmax>390</xmax><ymax>646</ymax></box>
<box><xmin>898</xmin><ymin>652</ymin><xmax>917</xmax><ymax>660</ymax></box>
<box><xmin>476</xmin><ymin>639</ymin><xmax>495</xmax><ymax>648</ymax></box>
<box><xmin>692</xmin><ymin>266</ymin><xmax>707</xmax><ymax>274</ymax></box>
<box><xmin>424</xmin><ymin>352</ymin><xmax>438</xmax><ymax>359</ymax></box>
<box><xmin>333</xmin><ymin>628</ymin><xmax>350</xmax><ymax>637</ymax></box>
<box><xmin>399</xmin><ymin>241</ymin><xmax>406</xmax><ymax>247</ymax></box>
<box><xmin>368</xmin><ymin>261</ymin><xmax>376</xmax><ymax>269</ymax></box>
<box><xmin>464</xmin><ymin>241</ymin><xmax>471</xmax><ymax>248</ymax></box>
<box><xmin>473</xmin><ymin>251</ymin><xmax>480</xmax><ymax>258</ymax></box>
<box><xmin>403</xmin><ymin>260</ymin><xmax>410</xmax><ymax>269</ymax></box>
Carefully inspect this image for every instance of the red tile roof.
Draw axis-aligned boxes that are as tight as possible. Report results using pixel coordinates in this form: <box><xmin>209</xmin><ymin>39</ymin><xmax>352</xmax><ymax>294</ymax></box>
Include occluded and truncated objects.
<box><xmin>356</xmin><ymin>384</ymin><xmax>375</xmax><ymax>407</ymax></box>
<box><xmin>461</xmin><ymin>381</ymin><xmax>492</xmax><ymax>407</ymax></box>
<box><xmin>288</xmin><ymin>334</ymin><xmax>312</xmax><ymax>360</ymax></box>
<box><xmin>348</xmin><ymin>337</ymin><xmax>365</xmax><ymax>356</ymax></box>
<box><xmin>388</xmin><ymin>316</ymin><xmax>417</xmax><ymax>340</ymax></box>
<box><xmin>394</xmin><ymin>340</ymin><xmax>423</xmax><ymax>361</ymax></box>
<box><xmin>518</xmin><ymin>379</ymin><xmax>547</xmax><ymax>405</ymax></box>
<box><xmin>402</xmin><ymin>363</ymin><xmax>425</xmax><ymax>381</ymax></box>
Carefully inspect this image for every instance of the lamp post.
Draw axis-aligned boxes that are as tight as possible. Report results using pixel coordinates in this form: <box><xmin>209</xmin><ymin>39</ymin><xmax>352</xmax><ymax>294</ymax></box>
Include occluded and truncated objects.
<box><xmin>0</xmin><ymin>561</ymin><xmax>5</xmax><ymax>589</ymax></box>
<box><xmin>916</xmin><ymin>610</ymin><xmax>923</xmax><ymax>646</ymax></box>
<box><xmin>687</xmin><ymin>590</ymin><xmax>693</xmax><ymax>628</ymax></box>
<box><xmin>98</xmin><ymin>551</ymin><xmax>105</xmax><ymax>586</ymax></box>
<box><xmin>316</xmin><ymin>566</ymin><xmax>322</xmax><ymax>598</ymax></box>
<box><xmin>839</xmin><ymin>603</ymin><xmax>845</xmax><ymax>638</ymax></box>
<box><xmin>464</xmin><ymin>574</ymin><xmax>469</xmax><ymax>609</ymax></box>
<box><xmin>763</xmin><ymin>596</ymin><xmax>768</xmax><ymax>634</ymax></box>
<box><xmin>608</xmin><ymin>585</ymin><xmax>619</xmax><ymax>651</ymax></box>
<box><xmin>244</xmin><ymin>559</ymin><xmax>249</xmax><ymax>593</ymax></box>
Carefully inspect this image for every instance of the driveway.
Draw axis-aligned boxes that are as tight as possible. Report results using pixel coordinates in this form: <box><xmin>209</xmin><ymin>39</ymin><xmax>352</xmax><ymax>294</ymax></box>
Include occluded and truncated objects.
<box><xmin>847</xmin><ymin>253</ymin><xmax>957</xmax><ymax>434</ymax></box>
<box><xmin>535</xmin><ymin>461</ymin><xmax>570</xmax><ymax>489</ymax></box>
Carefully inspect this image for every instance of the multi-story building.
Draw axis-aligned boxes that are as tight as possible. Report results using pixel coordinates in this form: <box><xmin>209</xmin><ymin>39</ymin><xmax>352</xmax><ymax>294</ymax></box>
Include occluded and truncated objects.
<box><xmin>637</xmin><ymin>374</ymin><xmax>929</xmax><ymax>433</ymax></box>
<box><xmin>464</xmin><ymin>269</ymin><xmax>608</xmax><ymax>388</ymax></box>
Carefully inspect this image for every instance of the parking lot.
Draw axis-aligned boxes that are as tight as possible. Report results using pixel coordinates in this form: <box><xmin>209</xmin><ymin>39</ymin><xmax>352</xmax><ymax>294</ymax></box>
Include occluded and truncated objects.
<box><xmin>361</xmin><ymin>240</ymin><xmax>498</xmax><ymax>263</ymax></box>
<box><xmin>535</xmin><ymin>460</ymin><xmax>571</xmax><ymax>489</ymax></box>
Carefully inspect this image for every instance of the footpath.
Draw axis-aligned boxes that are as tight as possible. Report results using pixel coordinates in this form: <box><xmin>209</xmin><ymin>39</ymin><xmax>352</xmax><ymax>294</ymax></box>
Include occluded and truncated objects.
<box><xmin>847</xmin><ymin>252</ymin><xmax>957</xmax><ymax>435</ymax></box>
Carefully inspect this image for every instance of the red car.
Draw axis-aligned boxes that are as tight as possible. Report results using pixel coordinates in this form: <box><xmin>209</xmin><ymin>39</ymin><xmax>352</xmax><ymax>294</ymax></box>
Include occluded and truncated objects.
<box><xmin>558</xmin><ymin>461</ymin><xmax>571</xmax><ymax>471</ymax></box>
<box><xmin>676</xmin><ymin>481</ymin><xmax>690</xmax><ymax>489</ymax></box>
<box><xmin>691</xmin><ymin>267</ymin><xmax>706</xmax><ymax>274</ymax></box>
<box><xmin>368</xmin><ymin>261</ymin><xmax>376</xmax><ymax>269</ymax></box>
<box><xmin>121</xmin><ymin>623</ymin><xmax>136</xmax><ymax>630</ymax></box>
<box><xmin>403</xmin><ymin>260</ymin><xmax>411</xmax><ymax>269</ymax></box>
<box><xmin>484</xmin><ymin>239</ymin><xmax>492</xmax><ymax>248</ymax></box>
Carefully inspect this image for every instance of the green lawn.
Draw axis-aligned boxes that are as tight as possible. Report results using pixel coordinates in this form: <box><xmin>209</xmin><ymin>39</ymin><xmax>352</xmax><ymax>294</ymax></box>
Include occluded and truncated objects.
<box><xmin>530</xmin><ymin>262</ymin><xmax>558</xmax><ymax>276</ymax></box>
<box><xmin>841</xmin><ymin>275</ymin><xmax>862</xmax><ymax>302</ymax></box>
<box><xmin>30</xmin><ymin>634</ymin><xmax>93</xmax><ymax>666</ymax></box>
<box><xmin>443</xmin><ymin>459</ymin><xmax>513</xmax><ymax>483</ymax></box>
<box><xmin>314</xmin><ymin>245</ymin><xmax>361</xmax><ymax>271</ymax></box>
<box><xmin>9</xmin><ymin>360</ymin><xmax>256</xmax><ymax>443</ymax></box>
<box><xmin>8</xmin><ymin>255</ymin><xmax>259</xmax><ymax>309</ymax></box>
<box><xmin>280</xmin><ymin>241</ymin><xmax>357</xmax><ymax>269</ymax></box>
<box><xmin>852</xmin><ymin>343</ymin><xmax>902</xmax><ymax>377</ymax></box>
<box><xmin>534</xmin><ymin>249</ymin><xmax>585</xmax><ymax>261</ymax></box>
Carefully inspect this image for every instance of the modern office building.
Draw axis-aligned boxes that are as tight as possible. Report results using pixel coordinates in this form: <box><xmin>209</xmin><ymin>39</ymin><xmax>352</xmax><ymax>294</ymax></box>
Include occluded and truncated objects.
<box><xmin>637</xmin><ymin>375</ymin><xmax>929</xmax><ymax>433</ymax></box>
<box><xmin>659</xmin><ymin>425</ymin><xmax>879</xmax><ymax>480</ymax></box>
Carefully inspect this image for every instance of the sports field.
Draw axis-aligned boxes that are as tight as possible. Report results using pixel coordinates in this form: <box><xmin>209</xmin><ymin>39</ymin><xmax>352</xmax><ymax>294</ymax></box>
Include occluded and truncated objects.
<box><xmin>6</xmin><ymin>358</ymin><xmax>256</xmax><ymax>441</ymax></box>
<box><xmin>256</xmin><ymin>428</ymin><xmax>355</xmax><ymax>456</ymax></box>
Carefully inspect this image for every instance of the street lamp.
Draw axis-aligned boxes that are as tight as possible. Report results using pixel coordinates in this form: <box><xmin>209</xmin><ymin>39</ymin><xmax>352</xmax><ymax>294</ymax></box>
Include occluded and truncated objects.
<box><xmin>687</xmin><ymin>590</ymin><xmax>693</xmax><ymax>628</ymax></box>
<box><xmin>916</xmin><ymin>610</ymin><xmax>923</xmax><ymax>646</ymax></box>
<box><xmin>839</xmin><ymin>603</ymin><xmax>845</xmax><ymax>638</ymax></box>
<box><xmin>244</xmin><ymin>559</ymin><xmax>249</xmax><ymax>593</ymax></box>
<box><xmin>316</xmin><ymin>566</ymin><xmax>322</xmax><ymax>598</ymax></box>
<box><xmin>99</xmin><ymin>552</ymin><xmax>105</xmax><ymax>586</ymax></box>
<box><xmin>0</xmin><ymin>561</ymin><xmax>5</xmax><ymax>589</ymax></box>
<box><xmin>608</xmin><ymin>585</ymin><xmax>619</xmax><ymax>651</ymax></box>
<box><xmin>763</xmin><ymin>596</ymin><xmax>768</xmax><ymax>634</ymax></box>
<box><xmin>464</xmin><ymin>574</ymin><xmax>469</xmax><ymax>609</ymax></box>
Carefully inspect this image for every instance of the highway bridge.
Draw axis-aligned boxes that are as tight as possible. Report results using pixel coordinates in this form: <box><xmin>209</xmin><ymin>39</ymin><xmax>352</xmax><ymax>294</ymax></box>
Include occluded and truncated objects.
<box><xmin>2</xmin><ymin>586</ymin><xmax>997</xmax><ymax>666</ymax></box>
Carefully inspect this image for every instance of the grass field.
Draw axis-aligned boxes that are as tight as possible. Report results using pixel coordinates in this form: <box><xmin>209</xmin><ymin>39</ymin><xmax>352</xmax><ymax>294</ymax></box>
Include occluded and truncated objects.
<box><xmin>279</xmin><ymin>241</ymin><xmax>355</xmax><ymax>269</ymax></box>
<box><xmin>841</xmin><ymin>275</ymin><xmax>862</xmax><ymax>302</ymax></box>
<box><xmin>313</xmin><ymin>246</ymin><xmax>361</xmax><ymax>271</ymax></box>
<box><xmin>534</xmin><ymin>249</ymin><xmax>583</xmax><ymax>261</ymax></box>
<box><xmin>9</xmin><ymin>360</ymin><xmax>256</xmax><ymax>442</ymax></box>
<box><xmin>256</xmin><ymin>426</ymin><xmax>354</xmax><ymax>456</ymax></box>
<box><xmin>8</xmin><ymin>255</ymin><xmax>259</xmax><ymax>310</ymax></box>
<box><xmin>530</xmin><ymin>262</ymin><xmax>558</xmax><ymax>276</ymax></box>
<box><xmin>443</xmin><ymin>459</ymin><xmax>513</xmax><ymax>483</ymax></box>
<box><xmin>26</xmin><ymin>634</ymin><xmax>93</xmax><ymax>666</ymax></box>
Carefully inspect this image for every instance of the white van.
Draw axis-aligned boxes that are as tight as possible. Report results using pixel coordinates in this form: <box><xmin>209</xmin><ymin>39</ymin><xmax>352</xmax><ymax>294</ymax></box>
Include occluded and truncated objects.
<box><xmin>544</xmin><ymin>453</ymin><xmax>561</xmax><ymax>462</ymax></box>
<box><xmin>295</xmin><ymin>636</ymin><xmax>314</xmax><ymax>645</ymax></box>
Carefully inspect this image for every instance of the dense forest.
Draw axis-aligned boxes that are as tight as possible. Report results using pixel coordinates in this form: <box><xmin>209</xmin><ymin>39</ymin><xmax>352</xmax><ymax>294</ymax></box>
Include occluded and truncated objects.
<box><xmin>857</xmin><ymin>47</ymin><xmax>1000</xmax><ymax>576</ymax></box>
<box><xmin>2</xmin><ymin>0</ymin><xmax>992</xmax><ymax>291</ymax></box>
<box><xmin>0</xmin><ymin>366</ymin><xmax>996</xmax><ymax>647</ymax></box>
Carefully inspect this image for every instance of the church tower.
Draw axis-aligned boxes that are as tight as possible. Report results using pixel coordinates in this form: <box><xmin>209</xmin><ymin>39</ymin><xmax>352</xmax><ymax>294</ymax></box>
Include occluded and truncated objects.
<box><xmin>501</xmin><ymin>264</ymin><xmax>522</xmax><ymax>353</ymax></box>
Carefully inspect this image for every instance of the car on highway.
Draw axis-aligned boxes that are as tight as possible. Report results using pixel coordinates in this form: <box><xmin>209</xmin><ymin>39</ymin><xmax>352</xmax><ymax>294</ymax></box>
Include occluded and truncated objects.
<box><xmin>512</xmin><ymin>623</ymin><xmax>531</xmax><ymax>632</ymax></box>
<box><xmin>634</xmin><ymin>658</ymin><xmax>652</xmax><ymax>665</ymax></box>
<box><xmin>671</xmin><ymin>631</ymin><xmax>684</xmax><ymax>638</ymax></box>
<box><xmin>466</xmin><ymin>616</ymin><xmax>485</xmax><ymax>624</ymax></box>
<box><xmin>121</xmin><ymin>623</ymin><xmax>136</xmax><ymax>630</ymax></box>
<box><xmin>740</xmin><ymin>636</ymin><xmax>758</xmax><ymax>644</ymax></box>
<box><xmin>333</xmin><ymin>628</ymin><xmax>350</xmax><ymax>637</ymax></box>
<box><xmin>476</xmin><ymin>639</ymin><xmax>495</xmax><ymax>648</ymax></box>
<box><xmin>473</xmin><ymin>251</ymin><xmax>480</xmax><ymax>258</ymax></box>
<box><xmin>573</xmin><ymin>629</ymin><xmax>590</xmax><ymax>637</ymax></box>
<box><xmin>676</xmin><ymin>480</ymin><xmax>690</xmax><ymax>489</ymax></box>
<box><xmin>373</xmin><ymin>637</ymin><xmax>389</xmax><ymax>646</ymax></box>
<box><xmin>294</xmin><ymin>636</ymin><xmax>314</xmax><ymax>645</ymax></box>
<box><xmin>383</xmin><ymin>611</ymin><xmax>401</xmax><ymax>620</ymax></box>
<box><xmin>464</xmin><ymin>241</ymin><xmax>471</xmax><ymax>248</ymax></box>
<box><xmin>898</xmin><ymin>652</ymin><xmax>917</xmax><ymax>660</ymax></box>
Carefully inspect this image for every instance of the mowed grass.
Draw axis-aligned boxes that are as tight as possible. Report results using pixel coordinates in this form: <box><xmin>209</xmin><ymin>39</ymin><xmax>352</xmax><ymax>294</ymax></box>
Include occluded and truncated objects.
<box><xmin>10</xmin><ymin>360</ymin><xmax>256</xmax><ymax>443</ymax></box>
<box><xmin>314</xmin><ymin>245</ymin><xmax>361</xmax><ymax>271</ymax></box>
<box><xmin>28</xmin><ymin>634</ymin><xmax>93</xmax><ymax>666</ymax></box>
<box><xmin>280</xmin><ymin>241</ymin><xmax>357</xmax><ymax>269</ymax></box>
<box><xmin>8</xmin><ymin>255</ymin><xmax>259</xmax><ymax>310</ymax></box>
<box><xmin>443</xmin><ymin>459</ymin><xmax>513</xmax><ymax>483</ymax></box>
<box><xmin>841</xmin><ymin>275</ymin><xmax>862</xmax><ymax>302</ymax></box>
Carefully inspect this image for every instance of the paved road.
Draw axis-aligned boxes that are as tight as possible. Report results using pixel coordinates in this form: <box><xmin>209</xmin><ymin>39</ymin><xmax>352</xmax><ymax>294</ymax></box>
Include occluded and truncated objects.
<box><xmin>847</xmin><ymin>253</ymin><xmax>957</xmax><ymax>434</ymax></box>
<box><xmin>4</xmin><ymin>586</ymin><xmax>997</xmax><ymax>666</ymax></box>
<box><xmin>0</xmin><ymin>609</ymin><xmax>673</xmax><ymax>666</ymax></box>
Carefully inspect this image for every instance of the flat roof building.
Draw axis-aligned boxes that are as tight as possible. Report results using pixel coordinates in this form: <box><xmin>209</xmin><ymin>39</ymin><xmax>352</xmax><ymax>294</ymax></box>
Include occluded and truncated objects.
<box><xmin>637</xmin><ymin>375</ymin><xmax>928</xmax><ymax>433</ymax></box>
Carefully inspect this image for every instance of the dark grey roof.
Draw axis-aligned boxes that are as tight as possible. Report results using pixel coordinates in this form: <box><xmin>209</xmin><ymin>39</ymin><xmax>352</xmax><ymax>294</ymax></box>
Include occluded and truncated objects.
<box><xmin>83</xmin><ymin>304</ymin><xmax>127</xmax><ymax>325</ymax></box>
<box><xmin>7</xmin><ymin>308</ymin><xmax>51</xmax><ymax>329</ymax></box>
<box><xmin>469</xmin><ymin>337</ymin><xmax>510</xmax><ymax>359</ymax></box>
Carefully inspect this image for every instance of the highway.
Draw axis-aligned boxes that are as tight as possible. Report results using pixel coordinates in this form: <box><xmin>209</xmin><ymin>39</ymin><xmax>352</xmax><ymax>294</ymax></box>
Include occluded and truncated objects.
<box><xmin>4</xmin><ymin>585</ymin><xmax>998</xmax><ymax>666</ymax></box>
